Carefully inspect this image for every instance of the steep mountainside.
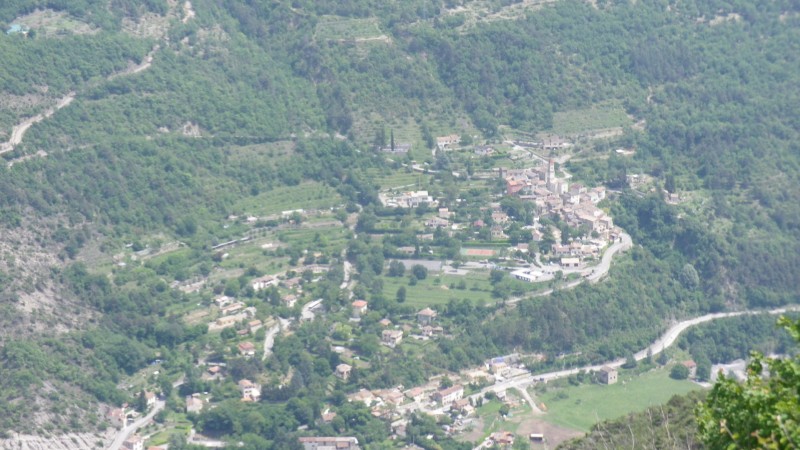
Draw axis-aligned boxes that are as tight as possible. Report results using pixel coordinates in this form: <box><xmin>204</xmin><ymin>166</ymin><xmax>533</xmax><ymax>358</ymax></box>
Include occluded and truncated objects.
<box><xmin>0</xmin><ymin>0</ymin><xmax>798</xmax><ymax>444</ymax></box>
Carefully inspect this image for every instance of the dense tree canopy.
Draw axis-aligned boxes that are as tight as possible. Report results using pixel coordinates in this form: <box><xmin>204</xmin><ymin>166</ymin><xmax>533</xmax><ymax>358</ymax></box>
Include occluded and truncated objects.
<box><xmin>697</xmin><ymin>317</ymin><xmax>800</xmax><ymax>449</ymax></box>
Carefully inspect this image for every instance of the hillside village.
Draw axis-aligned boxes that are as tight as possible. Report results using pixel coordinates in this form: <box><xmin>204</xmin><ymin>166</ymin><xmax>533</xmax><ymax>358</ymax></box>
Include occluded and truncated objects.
<box><xmin>98</xmin><ymin>132</ymin><xmax>636</xmax><ymax>449</ymax></box>
<box><xmin>1</xmin><ymin>0</ymin><xmax>798</xmax><ymax>448</ymax></box>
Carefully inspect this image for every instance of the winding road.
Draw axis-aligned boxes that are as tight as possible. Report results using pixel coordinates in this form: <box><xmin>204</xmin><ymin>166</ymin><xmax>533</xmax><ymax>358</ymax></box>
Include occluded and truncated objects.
<box><xmin>583</xmin><ymin>232</ymin><xmax>632</xmax><ymax>283</ymax></box>
<box><xmin>0</xmin><ymin>93</ymin><xmax>75</xmax><ymax>155</ymax></box>
<box><xmin>106</xmin><ymin>400</ymin><xmax>164</xmax><ymax>450</ymax></box>
<box><xmin>2</xmin><ymin>44</ymin><xmax>159</xmax><ymax>163</ymax></box>
<box><xmin>506</xmin><ymin>232</ymin><xmax>632</xmax><ymax>305</ymax></box>
<box><xmin>419</xmin><ymin>305</ymin><xmax>800</xmax><ymax>417</ymax></box>
<box><xmin>263</xmin><ymin>318</ymin><xmax>291</xmax><ymax>360</ymax></box>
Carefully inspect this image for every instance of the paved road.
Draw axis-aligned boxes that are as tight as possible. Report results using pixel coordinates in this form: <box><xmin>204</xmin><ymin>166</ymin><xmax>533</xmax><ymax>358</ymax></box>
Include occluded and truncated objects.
<box><xmin>263</xmin><ymin>318</ymin><xmax>290</xmax><ymax>360</ymax></box>
<box><xmin>415</xmin><ymin>305</ymin><xmax>800</xmax><ymax>418</ymax></box>
<box><xmin>634</xmin><ymin>305</ymin><xmax>800</xmax><ymax>361</ymax></box>
<box><xmin>340</xmin><ymin>260</ymin><xmax>352</xmax><ymax>290</ymax></box>
<box><xmin>106</xmin><ymin>400</ymin><xmax>164</xmax><ymax>450</ymax></box>
<box><xmin>506</xmin><ymin>232</ymin><xmax>631</xmax><ymax>305</ymax></box>
<box><xmin>584</xmin><ymin>232</ymin><xmax>632</xmax><ymax>283</ymax></box>
<box><xmin>106</xmin><ymin>378</ymin><xmax>184</xmax><ymax>450</ymax></box>
<box><xmin>491</xmin><ymin>306</ymin><xmax>800</xmax><ymax>399</ymax></box>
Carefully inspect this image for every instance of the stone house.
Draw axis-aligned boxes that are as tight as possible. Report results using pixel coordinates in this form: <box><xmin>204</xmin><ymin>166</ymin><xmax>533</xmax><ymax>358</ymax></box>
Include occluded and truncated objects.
<box><xmin>598</xmin><ymin>366</ymin><xmax>618</xmax><ymax>384</ymax></box>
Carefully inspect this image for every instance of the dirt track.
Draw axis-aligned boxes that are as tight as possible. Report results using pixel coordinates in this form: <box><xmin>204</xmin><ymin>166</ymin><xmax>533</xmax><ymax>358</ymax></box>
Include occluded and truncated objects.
<box><xmin>0</xmin><ymin>92</ymin><xmax>74</xmax><ymax>154</ymax></box>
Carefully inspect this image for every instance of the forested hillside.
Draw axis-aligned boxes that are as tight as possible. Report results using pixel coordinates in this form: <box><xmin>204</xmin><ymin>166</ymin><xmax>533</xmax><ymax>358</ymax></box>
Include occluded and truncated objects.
<box><xmin>0</xmin><ymin>0</ymin><xmax>798</xmax><ymax>446</ymax></box>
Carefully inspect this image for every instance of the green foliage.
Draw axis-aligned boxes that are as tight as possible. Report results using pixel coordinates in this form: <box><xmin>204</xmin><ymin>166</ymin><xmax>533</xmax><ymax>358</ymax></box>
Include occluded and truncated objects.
<box><xmin>411</xmin><ymin>264</ymin><xmax>428</xmax><ymax>280</ymax></box>
<box><xmin>0</xmin><ymin>32</ymin><xmax>150</xmax><ymax>98</ymax></box>
<box><xmin>697</xmin><ymin>317</ymin><xmax>800</xmax><ymax>449</ymax></box>
<box><xmin>405</xmin><ymin>413</ymin><xmax>471</xmax><ymax>450</ymax></box>
<box><xmin>483</xmin><ymin>248</ymin><xmax>707</xmax><ymax>362</ymax></box>
<box><xmin>0</xmin><ymin>332</ymin><xmax>136</xmax><ymax>431</ymax></box>
<box><xmin>387</xmin><ymin>260</ymin><xmax>405</xmax><ymax>277</ymax></box>
<box><xmin>1</xmin><ymin>0</ymin><xmax>800</xmax><ymax>440</ymax></box>
<box><xmin>679</xmin><ymin>314</ymin><xmax>798</xmax><ymax>365</ymax></box>
<box><xmin>622</xmin><ymin>353</ymin><xmax>637</xmax><ymax>369</ymax></box>
<box><xmin>0</xmin><ymin>1</ymin><xmax>168</xmax><ymax>28</ymax></box>
<box><xmin>670</xmin><ymin>364</ymin><xmax>690</xmax><ymax>380</ymax></box>
<box><xmin>396</xmin><ymin>285</ymin><xmax>406</xmax><ymax>303</ymax></box>
<box><xmin>498</xmin><ymin>404</ymin><xmax>510</xmax><ymax>417</ymax></box>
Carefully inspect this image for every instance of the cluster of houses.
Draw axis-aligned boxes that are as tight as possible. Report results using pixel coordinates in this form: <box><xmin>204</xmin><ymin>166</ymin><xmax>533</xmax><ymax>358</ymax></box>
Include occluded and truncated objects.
<box><xmin>436</xmin><ymin>133</ymin><xmax>495</xmax><ymax>157</ymax></box>
<box><xmin>207</xmin><ymin>261</ymin><xmax>331</xmax><ymax>332</ymax></box>
<box><xmin>106</xmin><ymin>392</ymin><xmax>157</xmax><ymax>429</ymax></box>
<box><xmin>503</xmin><ymin>160</ymin><xmax>611</xmax><ymax>236</ymax></box>
<box><xmin>331</xmin><ymin>353</ymin><xmax>532</xmax><ymax>435</ymax></box>
<box><xmin>208</xmin><ymin>295</ymin><xmax>259</xmax><ymax>331</ymax></box>
<box><xmin>341</xmin><ymin>382</ymin><xmax>469</xmax><ymax>422</ymax></box>
<box><xmin>345</xmin><ymin>300</ymin><xmax>443</xmax><ymax>348</ymax></box>
<box><xmin>485</xmin><ymin>354</ymin><xmax>521</xmax><ymax>377</ymax></box>
<box><xmin>373</xmin><ymin>153</ymin><xmax>620</xmax><ymax>274</ymax></box>
<box><xmin>501</xmin><ymin>159</ymin><xmax>621</xmax><ymax>265</ymax></box>
<box><xmin>328</xmin><ymin>353</ymin><xmax>545</xmax><ymax>445</ymax></box>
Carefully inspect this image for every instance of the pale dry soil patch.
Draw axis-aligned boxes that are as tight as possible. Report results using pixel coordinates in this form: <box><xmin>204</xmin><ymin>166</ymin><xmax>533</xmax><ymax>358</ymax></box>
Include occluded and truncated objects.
<box><xmin>10</xmin><ymin>8</ymin><xmax>99</xmax><ymax>37</ymax></box>
<box><xmin>517</xmin><ymin>418</ymin><xmax>584</xmax><ymax>448</ymax></box>
<box><xmin>0</xmin><ymin>219</ymin><xmax>100</xmax><ymax>337</ymax></box>
<box><xmin>0</xmin><ymin>430</ymin><xmax>115</xmax><ymax>450</ymax></box>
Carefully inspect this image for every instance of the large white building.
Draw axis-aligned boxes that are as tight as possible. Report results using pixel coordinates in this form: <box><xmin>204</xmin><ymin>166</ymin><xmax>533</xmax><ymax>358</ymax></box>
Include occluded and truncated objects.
<box><xmin>299</xmin><ymin>436</ymin><xmax>360</xmax><ymax>450</ymax></box>
<box><xmin>433</xmin><ymin>385</ymin><xmax>464</xmax><ymax>405</ymax></box>
<box><xmin>379</xmin><ymin>191</ymin><xmax>436</xmax><ymax>208</ymax></box>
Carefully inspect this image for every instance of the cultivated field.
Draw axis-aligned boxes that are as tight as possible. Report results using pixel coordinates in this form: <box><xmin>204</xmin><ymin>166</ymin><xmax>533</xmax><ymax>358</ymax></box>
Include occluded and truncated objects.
<box><xmin>232</xmin><ymin>182</ymin><xmax>342</xmax><ymax>217</ymax></box>
<box><xmin>315</xmin><ymin>17</ymin><xmax>386</xmax><ymax>42</ymax></box>
<box><xmin>551</xmin><ymin>102</ymin><xmax>632</xmax><ymax>136</ymax></box>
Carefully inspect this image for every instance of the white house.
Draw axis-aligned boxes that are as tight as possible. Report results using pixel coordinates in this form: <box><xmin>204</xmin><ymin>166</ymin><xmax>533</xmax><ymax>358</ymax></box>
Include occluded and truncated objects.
<box><xmin>251</xmin><ymin>275</ymin><xmax>278</xmax><ymax>291</ymax></box>
<box><xmin>351</xmin><ymin>300</ymin><xmax>368</xmax><ymax>318</ymax></box>
<box><xmin>436</xmin><ymin>134</ymin><xmax>461</xmax><ymax>149</ymax></box>
<box><xmin>238</xmin><ymin>379</ymin><xmax>261</xmax><ymax>401</ymax></box>
<box><xmin>122</xmin><ymin>435</ymin><xmax>144</xmax><ymax>450</ymax></box>
<box><xmin>336</xmin><ymin>363</ymin><xmax>353</xmax><ymax>381</ymax></box>
<box><xmin>381</xmin><ymin>329</ymin><xmax>403</xmax><ymax>348</ymax></box>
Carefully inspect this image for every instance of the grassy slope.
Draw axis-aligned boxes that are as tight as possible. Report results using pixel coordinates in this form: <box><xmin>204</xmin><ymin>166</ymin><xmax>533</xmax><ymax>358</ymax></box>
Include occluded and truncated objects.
<box><xmin>539</xmin><ymin>368</ymin><xmax>700</xmax><ymax>432</ymax></box>
<box><xmin>382</xmin><ymin>272</ymin><xmax>496</xmax><ymax>307</ymax></box>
